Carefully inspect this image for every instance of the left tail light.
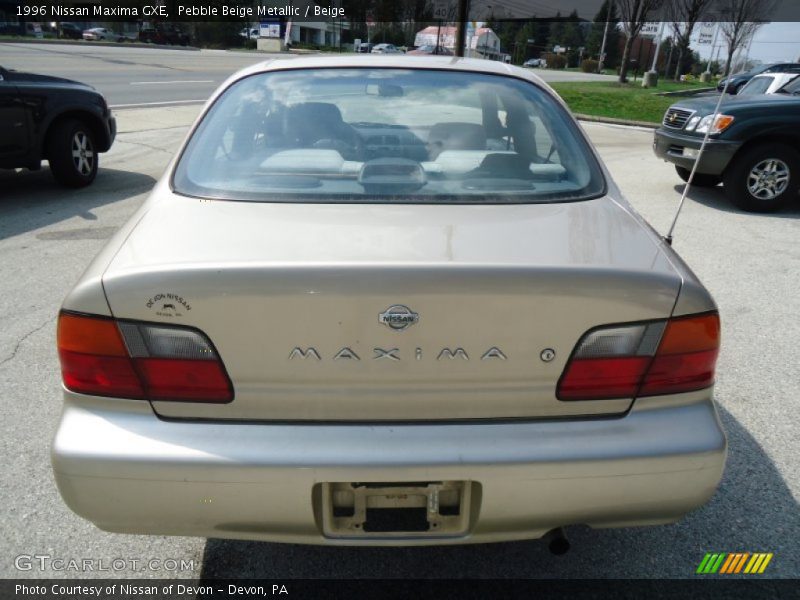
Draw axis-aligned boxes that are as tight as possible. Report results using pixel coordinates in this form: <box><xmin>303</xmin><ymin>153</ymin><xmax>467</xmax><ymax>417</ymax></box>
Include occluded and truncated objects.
<box><xmin>57</xmin><ymin>312</ymin><xmax>233</xmax><ymax>403</ymax></box>
<box><xmin>557</xmin><ymin>312</ymin><xmax>720</xmax><ymax>401</ymax></box>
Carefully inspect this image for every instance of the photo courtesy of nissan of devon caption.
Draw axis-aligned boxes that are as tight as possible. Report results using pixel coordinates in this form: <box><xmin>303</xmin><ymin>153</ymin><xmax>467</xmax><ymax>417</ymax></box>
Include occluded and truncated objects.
<box><xmin>52</xmin><ymin>56</ymin><xmax>726</xmax><ymax>548</ymax></box>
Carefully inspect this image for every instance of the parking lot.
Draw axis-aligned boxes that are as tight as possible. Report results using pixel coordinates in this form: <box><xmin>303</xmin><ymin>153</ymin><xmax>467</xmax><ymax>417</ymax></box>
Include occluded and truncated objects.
<box><xmin>0</xmin><ymin>45</ymin><xmax>798</xmax><ymax>581</ymax></box>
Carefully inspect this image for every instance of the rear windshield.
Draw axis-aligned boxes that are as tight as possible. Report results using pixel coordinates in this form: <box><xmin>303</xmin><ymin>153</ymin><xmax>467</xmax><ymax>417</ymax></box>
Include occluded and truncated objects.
<box><xmin>172</xmin><ymin>68</ymin><xmax>605</xmax><ymax>204</ymax></box>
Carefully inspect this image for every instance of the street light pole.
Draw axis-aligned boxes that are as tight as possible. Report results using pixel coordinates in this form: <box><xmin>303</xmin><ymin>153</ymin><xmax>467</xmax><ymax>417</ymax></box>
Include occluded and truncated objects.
<box><xmin>598</xmin><ymin>0</ymin><xmax>614</xmax><ymax>73</ymax></box>
<box><xmin>454</xmin><ymin>0</ymin><xmax>468</xmax><ymax>57</ymax></box>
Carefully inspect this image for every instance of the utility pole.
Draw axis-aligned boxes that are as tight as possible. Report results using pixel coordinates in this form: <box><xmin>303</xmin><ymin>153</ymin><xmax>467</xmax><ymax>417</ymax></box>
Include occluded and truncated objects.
<box><xmin>642</xmin><ymin>20</ymin><xmax>664</xmax><ymax>88</ymax></box>
<box><xmin>703</xmin><ymin>24</ymin><xmax>720</xmax><ymax>79</ymax></box>
<box><xmin>598</xmin><ymin>0</ymin><xmax>614</xmax><ymax>73</ymax></box>
<box><xmin>454</xmin><ymin>0</ymin><xmax>468</xmax><ymax>57</ymax></box>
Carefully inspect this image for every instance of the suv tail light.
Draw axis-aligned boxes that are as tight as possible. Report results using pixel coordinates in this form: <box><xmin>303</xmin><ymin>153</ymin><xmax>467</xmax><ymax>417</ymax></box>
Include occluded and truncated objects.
<box><xmin>557</xmin><ymin>312</ymin><xmax>720</xmax><ymax>401</ymax></box>
<box><xmin>57</xmin><ymin>312</ymin><xmax>233</xmax><ymax>403</ymax></box>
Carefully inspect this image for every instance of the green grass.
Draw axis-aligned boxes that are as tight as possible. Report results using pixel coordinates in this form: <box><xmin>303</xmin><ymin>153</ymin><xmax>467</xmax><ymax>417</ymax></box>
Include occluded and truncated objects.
<box><xmin>550</xmin><ymin>80</ymin><xmax>713</xmax><ymax>124</ymax></box>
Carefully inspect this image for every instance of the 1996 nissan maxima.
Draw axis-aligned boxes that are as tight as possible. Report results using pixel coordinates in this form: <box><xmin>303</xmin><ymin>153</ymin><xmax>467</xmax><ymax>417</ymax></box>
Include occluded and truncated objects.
<box><xmin>52</xmin><ymin>56</ymin><xmax>726</xmax><ymax>548</ymax></box>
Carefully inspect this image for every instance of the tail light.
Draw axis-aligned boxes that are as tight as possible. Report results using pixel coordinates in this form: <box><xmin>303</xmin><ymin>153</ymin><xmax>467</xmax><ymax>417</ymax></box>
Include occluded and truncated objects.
<box><xmin>57</xmin><ymin>312</ymin><xmax>233</xmax><ymax>402</ymax></box>
<box><xmin>557</xmin><ymin>312</ymin><xmax>720</xmax><ymax>401</ymax></box>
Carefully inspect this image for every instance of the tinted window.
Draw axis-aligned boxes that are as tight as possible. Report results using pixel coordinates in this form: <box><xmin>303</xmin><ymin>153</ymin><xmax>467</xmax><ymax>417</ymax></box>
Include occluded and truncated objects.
<box><xmin>739</xmin><ymin>76</ymin><xmax>773</xmax><ymax>95</ymax></box>
<box><xmin>173</xmin><ymin>68</ymin><xmax>605</xmax><ymax>204</ymax></box>
<box><xmin>780</xmin><ymin>76</ymin><xmax>800</xmax><ymax>94</ymax></box>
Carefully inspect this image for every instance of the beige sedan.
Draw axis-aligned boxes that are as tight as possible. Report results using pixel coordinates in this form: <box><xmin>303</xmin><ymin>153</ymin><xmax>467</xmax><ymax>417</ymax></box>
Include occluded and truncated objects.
<box><xmin>52</xmin><ymin>55</ymin><xmax>726</xmax><ymax>549</ymax></box>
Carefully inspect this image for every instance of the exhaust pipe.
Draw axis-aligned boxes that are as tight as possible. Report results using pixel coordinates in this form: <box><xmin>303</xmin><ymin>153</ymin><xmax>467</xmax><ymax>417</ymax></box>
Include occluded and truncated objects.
<box><xmin>544</xmin><ymin>527</ymin><xmax>570</xmax><ymax>555</ymax></box>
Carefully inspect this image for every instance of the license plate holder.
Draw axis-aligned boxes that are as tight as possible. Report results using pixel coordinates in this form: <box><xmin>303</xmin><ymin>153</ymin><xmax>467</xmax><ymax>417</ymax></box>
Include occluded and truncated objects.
<box><xmin>321</xmin><ymin>481</ymin><xmax>472</xmax><ymax>538</ymax></box>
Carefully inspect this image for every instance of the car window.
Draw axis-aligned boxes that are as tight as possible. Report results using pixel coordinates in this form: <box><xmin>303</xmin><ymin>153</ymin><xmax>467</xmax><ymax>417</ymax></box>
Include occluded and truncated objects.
<box><xmin>779</xmin><ymin>76</ymin><xmax>800</xmax><ymax>94</ymax></box>
<box><xmin>173</xmin><ymin>68</ymin><xmax>605</xmax><ymax>204</ymax></box>
<box><xmin>739</xmin><ymin>76</ymin><xmax>773</xmax><ymax>95</ymax></box>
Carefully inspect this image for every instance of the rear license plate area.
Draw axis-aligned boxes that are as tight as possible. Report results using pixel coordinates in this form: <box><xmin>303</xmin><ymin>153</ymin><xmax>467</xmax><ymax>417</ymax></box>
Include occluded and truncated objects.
<box><xmin>321</xmin><ymin>481</ymin><xmax>472</xmax><ymax>538</ymax></box>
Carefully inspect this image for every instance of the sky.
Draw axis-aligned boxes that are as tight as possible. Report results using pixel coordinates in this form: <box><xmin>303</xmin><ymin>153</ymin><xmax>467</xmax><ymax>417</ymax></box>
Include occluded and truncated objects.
<box><xmin>690</xmin><ymin>22</ymin><xmax>800</xmax><ymax>65</ymax></box>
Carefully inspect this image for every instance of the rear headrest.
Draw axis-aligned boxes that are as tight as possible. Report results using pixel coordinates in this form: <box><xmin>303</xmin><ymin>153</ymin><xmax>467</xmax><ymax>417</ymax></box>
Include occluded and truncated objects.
<box><xmin>427</xmin><ymin>122</ymin><xmax>486</xmax><ymax>159</ymax></box>
<box><xmin>288</xmin><ymin>102</ymin><xmax>344</xmax><ymax>125</ymax></box>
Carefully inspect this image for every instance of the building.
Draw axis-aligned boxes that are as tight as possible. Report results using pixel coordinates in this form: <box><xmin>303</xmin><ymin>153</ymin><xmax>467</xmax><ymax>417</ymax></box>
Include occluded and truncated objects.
<box><xmin>414</xmin><ymin>25</ymin><xmax>501</xmax><ymax>60</ymax></box>
<box><xmin>257</xmin><ymin>0</ymin><xmax>348</xmax><ymax>51</ymax></box>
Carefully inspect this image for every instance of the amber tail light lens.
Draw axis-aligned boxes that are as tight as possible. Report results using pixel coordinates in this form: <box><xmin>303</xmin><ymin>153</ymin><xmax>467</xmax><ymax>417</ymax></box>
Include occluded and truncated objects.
<box><xmin>557</xmin><ymin>313</ymin><xmax>720</xmax><ymax>401</ymax></box>
<box><xmin>57</xmin><ymin>312</ymin><xmax>233</xmax><ymax>403</ymax></box>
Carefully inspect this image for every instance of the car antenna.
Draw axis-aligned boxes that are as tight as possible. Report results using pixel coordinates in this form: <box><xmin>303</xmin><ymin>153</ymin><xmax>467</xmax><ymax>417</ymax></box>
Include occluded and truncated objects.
<box><xmin>664</xmin><ymin>77</ymin><xmax>733</xmax><ymax>246</ymax></box>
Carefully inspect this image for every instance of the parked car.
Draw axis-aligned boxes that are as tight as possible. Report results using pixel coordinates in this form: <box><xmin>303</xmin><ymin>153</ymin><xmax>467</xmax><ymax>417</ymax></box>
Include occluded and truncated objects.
<box><xmin>239</xmin><ymin>27</ymin><xmax>259</xmax><ymax>39</ymax></box>
<box><xmin>52</xmin><ymin>56</ymin><xmax>725</xmax><ymax>548</ymax></box>
<box><xmin>82</xmin><ymin>27</ymin><xmax>115</xmax><ymax>41</ymax></box>
<box><xmin>356</xmin><ymin>42</ymin><xmax>374</xmax><ymax>53</ymax></box>
<box><xmin>59</xmin><ymin>22</ymin><xmax>83</xmax><ymax>40</ymax></box>
<box><xmin>0</xmin><ymin>23</ymin><xmax>23</xmax><ymax>35</ymax></box>
<box><xmin>407</xmin><ymin>45</ymin><xmax>453</xmax><ymax>56</ymax></box>
<box><xmin>524</xmin><ymin>58</ymin><xmax>546</xmax><ymax>68</ymax></box>
<box><xmin>371</xmin><ymin>43</ymin><xmax>402</xmax><ymax>54</ymax></box>
<box><xmin>654</xmin><ymin>78</ymin><xmax>800</xmax><ymax>211</ymax></box>
<box><xmin>139</xmin><ymin>25</ymin><xmax>190</xmax><ymax>46</ymax></box>
<box><xmin>0</xmin><ymin>65</ymin><xmax>115</xmax><ymax>186</ymax></box>
<box><xmin>717</xmin><ymin>62</ymin><xmax>800</xmax><ymax>94</ymax></box>
<box><xmin>737</xmin><ymin>72</ymin><xmax>800</xmax><ymax>96</ymax></box>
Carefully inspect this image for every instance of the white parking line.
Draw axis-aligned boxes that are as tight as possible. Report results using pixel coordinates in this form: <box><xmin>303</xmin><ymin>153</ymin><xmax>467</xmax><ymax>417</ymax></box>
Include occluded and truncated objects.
<box><xmin>129</xmin><ymin>80</ymin><xmax>214</xmax><ymax>85</ymax></box>
<box><xmin>110</xmin><ymin>99</ymin><xmax>206</xmax><ymax>109</ymax></box>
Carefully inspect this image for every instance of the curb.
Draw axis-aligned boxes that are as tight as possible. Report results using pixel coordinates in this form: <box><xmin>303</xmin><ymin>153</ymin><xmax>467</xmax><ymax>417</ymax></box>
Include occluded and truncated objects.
<box><xmin>656</xmin><ymin>87</ymin><xmax>717</xmax><ymax>97</ymax></box>
<box><xmin>0</xmin><ymin>38</ymin><xmax>199</xmax><ymax>51</ymax></box>
<box><xmin>575</xmin><ymin>113</ymin><xmax>659</xmax><ymax>129</ymax></box>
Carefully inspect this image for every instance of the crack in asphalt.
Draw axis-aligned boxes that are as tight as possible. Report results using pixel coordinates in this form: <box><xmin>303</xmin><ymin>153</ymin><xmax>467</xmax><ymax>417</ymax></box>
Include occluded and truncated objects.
<box><xmin>0</xmin><ymin>316</ymin><xmax>56</xmax><ymax>368</ymax></box>
<box><xmin>114</xmin><ymin>138</ymin><xmax>174</xmax><ymax>154</ymax></box>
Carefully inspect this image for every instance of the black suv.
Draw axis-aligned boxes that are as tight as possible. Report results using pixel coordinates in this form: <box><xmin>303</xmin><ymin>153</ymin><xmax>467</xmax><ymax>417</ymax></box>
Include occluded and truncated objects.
<box><xmin>59</xmin><ymin>22</ymin><xmax>83</xmax><ymax>40</ymax></box>
<box><xmin>0</xmin><ymin>66</ymin><xmax>116</xmax><ymax>187</ymax></box>
<box><xmin>653</xmin><ymin>77</ymin><xmax>800</xmax><ymax>212</ymax></box>
<box><xmin>139</xmin><ymin>25</ymin><xmax>190</xmax><ymax>46</ymax></box>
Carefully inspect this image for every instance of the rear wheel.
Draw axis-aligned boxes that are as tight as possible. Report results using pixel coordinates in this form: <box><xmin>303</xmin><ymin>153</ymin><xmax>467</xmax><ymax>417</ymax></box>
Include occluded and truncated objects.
<box><xmin>47</xmin><ymin>119</ymin><xmax>98</xmax><ymax>188</ymax></box>
<box><xmin>675</xmin><ymin>166</ymin><xmax>721</xmax><ymax>187</ymax></box>
<box><xmin>723</xmin><ymin>143</ymin><xmax>799</xmax><ymax>212</ymax></box>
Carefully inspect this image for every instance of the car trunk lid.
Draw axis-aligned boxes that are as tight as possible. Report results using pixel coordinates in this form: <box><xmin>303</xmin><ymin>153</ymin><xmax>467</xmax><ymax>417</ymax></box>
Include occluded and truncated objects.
<box><xmin>102</xmin><ymin>193</ymin><xmax>682</xmax><ymax>421</ymax></box>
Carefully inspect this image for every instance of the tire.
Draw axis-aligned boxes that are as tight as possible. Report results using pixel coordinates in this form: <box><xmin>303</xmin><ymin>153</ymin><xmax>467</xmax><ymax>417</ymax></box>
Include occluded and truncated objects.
<box><xmin>46</xmin><ymin>119</ymin><xmax>98</xmax><ymax>188</ymax></box>
<box><xmin>723</xmin><ymin>143</ymin><xmax>799</xmax><ymax>212</ymax></box>
<box><xmin>675</xmin><ymin>165</ymin><xmax>721</xmax><ymax>187</ymax></box>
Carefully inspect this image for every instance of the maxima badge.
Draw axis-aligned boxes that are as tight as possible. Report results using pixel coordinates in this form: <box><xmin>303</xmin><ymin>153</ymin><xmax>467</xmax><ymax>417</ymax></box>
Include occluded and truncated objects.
<box><xmin>378</xmin><ymin>305</ymin><xmax>419</xmax><ymax>331</ymax></box>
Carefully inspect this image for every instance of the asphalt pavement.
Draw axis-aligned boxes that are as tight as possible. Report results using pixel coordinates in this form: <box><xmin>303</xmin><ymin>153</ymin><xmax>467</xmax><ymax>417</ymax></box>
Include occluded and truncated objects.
<box><xmin>1</xmin><ymin>42</ymin><xmax>619</xmax><ymax>107</ymax></box>
<box><xmin>0</xmin><ymin>58</ymin><xmax>798</xmax><ymax>582</ymax></box>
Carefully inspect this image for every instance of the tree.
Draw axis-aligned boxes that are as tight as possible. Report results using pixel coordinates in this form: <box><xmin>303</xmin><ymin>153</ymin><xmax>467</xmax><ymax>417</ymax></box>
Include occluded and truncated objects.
<box><xmin>617</xmin><ymin>0</ymin><xmax>664</xmax><ymax>83</ymax></box>
<box><xmin>549</xmin><ymin>12</ymin><xmax>565</xmax><ymax>51</ymax></box>
<box><xmin>514</xmin><ymin>21</ymin><xmax>538</xmax><ymax>63</ymax></box>
<box><xmin>666</xmin><ymin>0</ymin><xmax>713</xmax><ymax>80</ymax></box>
<box><xmin>534</xmin><ymin>19</ymin><xmax>551</xmax><ymax>57</ymax></box>
<box><xmin>587</xmin><ymin>0</ymin><xmax>621</xmax><ymax>68</ymax></box>
<box><xmin>717</xmin><ymin>0</ymin><xmax>777</xmax><ymax>77</ymax></box>
<box><xmin>562</xmin><ymin>10</ymin><xmax>586</xmax><ymax>67</ymax></box>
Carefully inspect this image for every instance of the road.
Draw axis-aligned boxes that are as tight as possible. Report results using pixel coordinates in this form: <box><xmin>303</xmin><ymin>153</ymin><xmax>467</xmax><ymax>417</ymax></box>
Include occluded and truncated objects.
<box><xmin>0</xmin><ymin>42</ymin><xmax>619</xmax><ymax>107</ymax></box>
<box><xmin>0</xmin><ymin>67</ymin><xmax>798</xmax><ymax>582</ymax></box>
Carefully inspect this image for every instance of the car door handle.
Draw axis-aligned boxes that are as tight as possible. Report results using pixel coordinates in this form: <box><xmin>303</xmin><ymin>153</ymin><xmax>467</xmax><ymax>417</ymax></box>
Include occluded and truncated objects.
<box><xmin>13</xmin><ymin>122</ymin><xmax>24</xmax><ymax>127</ymax></box>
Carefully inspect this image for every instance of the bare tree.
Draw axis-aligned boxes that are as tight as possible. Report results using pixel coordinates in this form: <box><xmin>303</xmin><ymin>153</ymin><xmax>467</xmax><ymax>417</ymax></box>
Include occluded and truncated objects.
<box><xmin>666</xmin><ymin>0</ymin><xmax>713</xmax><ymax>80</ymax></box>
<box><xmin>717</xmin><ymin>0</ymin><xmax>777</xmax><ymax>77</ymax></box>
<box><xmin>617</xmin><ymin>0</ymin><xmax>664</xmax><ymax>83</ymax></box>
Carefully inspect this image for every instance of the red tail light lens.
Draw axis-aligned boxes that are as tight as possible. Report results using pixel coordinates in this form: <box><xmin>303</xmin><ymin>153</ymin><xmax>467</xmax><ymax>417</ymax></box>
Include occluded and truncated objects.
<box><xmin>557</xmin><ymin>312</ymin><xmax>720</xmax><ymax>401</ymax></box>
<box><xmin>57</xmin><ymin>314</ymin><xmax>145</xmax><ymax>399</ymax></box>
<box><xmin>639</xmin><ymin>314</ymin><xmax>720</xmax><ymax>396</ymax></box>
<box><xmin>57</xmin><ymin>312</ymin><xmax>233</xmax><ymax>403</ymax></box>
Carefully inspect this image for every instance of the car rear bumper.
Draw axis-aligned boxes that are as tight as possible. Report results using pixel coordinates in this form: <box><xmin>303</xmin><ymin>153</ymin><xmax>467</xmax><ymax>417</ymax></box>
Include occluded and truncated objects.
<box><xmin>52</xmin><ymin>392</ymin><xmax>726</xmax><ymax>545</ymax></box>
<box><xmin>653</xmin><ymin>129</ymin><xmax>742</xmax><ymax>175</ymax></box>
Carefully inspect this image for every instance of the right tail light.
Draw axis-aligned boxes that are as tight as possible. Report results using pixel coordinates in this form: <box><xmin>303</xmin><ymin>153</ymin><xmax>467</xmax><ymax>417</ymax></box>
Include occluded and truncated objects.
<box><xmin>557</xmin><ymin>312</ymin><xmax>720</xmax><ymax>401</ymax></box>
